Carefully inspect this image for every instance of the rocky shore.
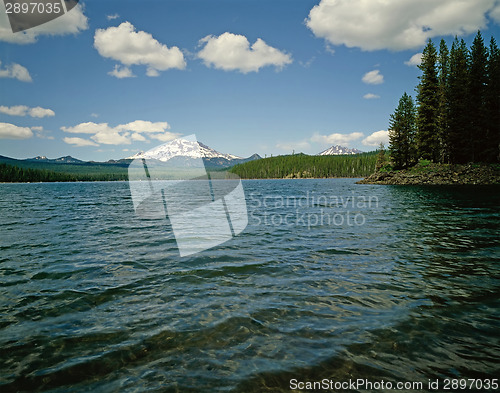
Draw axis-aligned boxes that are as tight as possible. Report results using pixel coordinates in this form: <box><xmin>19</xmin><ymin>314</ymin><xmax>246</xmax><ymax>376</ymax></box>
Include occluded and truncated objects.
<box><xmin>357</xmin><ymin>162</ymin><xmax>500</xmax><ymax>185</ymax></box>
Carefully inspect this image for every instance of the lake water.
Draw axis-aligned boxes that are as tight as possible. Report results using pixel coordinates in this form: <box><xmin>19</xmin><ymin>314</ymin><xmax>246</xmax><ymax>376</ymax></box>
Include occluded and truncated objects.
<box><xmin>1</xmin><ymin>179</ymin><xmax>499</xmax><ymax>392</ymax></box>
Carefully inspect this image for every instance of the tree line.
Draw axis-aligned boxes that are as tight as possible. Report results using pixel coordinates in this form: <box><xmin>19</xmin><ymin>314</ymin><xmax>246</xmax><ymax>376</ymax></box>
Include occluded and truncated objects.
<box><xmin>0</xmin><ymin>163</ymin><xmax>128</xmax><ymax>182</ymax></box>
<box><xmin>389</xmin><ymin>31</ymin><xmax>499</xmax><ymax>169</ymax></box>
<box><xmin>229</xmin><ymin>152</ymin><xmax>377</xmax><ymax>179</ymax></box>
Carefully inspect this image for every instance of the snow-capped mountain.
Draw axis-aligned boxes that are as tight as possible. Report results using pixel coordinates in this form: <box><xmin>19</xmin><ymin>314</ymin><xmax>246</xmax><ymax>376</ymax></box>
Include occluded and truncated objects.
<box><xmin>127</xmin><ymin>139</ymin><xmax>241</xmax><ymax>162</ymax></box>
<box><xmin>318</xmin><ymin>145</ymin><xmax>363</xmax><ymax>155</ymax></box>
<box><xmin>28</xmin><ymin>155</ymin><xmax>84</xmax><ymax>163</ymax></box>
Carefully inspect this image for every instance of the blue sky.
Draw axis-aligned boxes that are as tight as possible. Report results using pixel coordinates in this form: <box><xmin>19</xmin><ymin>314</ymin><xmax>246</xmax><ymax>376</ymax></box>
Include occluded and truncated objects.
<box><xmin>1</xmin><ymin>0</ymin><xmax>499</xmax><ymax>161</ymax></box>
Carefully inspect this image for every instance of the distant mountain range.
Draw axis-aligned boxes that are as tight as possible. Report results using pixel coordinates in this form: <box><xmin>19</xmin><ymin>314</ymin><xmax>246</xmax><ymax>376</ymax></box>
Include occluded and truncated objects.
<box><xmin>28</xmin><ymin>155</ymin><xmax>85</xmax><ymax>164</ymax></box>
<box><xmin>0</xmin><ymin>143</ymin><xmax>364</xmax><ymax>174</ymax></box>
<box><xmin>318</xmin><ymin>145</ymin><xmax>363</xmax><ymax>155</ymax></box>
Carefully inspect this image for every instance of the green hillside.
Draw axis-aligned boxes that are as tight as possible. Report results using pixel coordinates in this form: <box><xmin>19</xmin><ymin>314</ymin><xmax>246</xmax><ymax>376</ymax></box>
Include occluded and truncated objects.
<box><xmin>229</xmin><ymin>152</ymin><xmax>377</xmax><ymax>179</ymax></box>
<box><xmin>0</xmin><ymin>156</ymin><xmax>129</xmax><ymax>181</ymax></box>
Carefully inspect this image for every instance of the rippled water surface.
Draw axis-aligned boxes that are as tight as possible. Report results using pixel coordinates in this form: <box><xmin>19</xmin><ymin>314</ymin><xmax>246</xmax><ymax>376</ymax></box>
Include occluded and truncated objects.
<box><xmin>1</xmin><ymin>179</ymin><xmax>499</xmax><ymax>392</ymax></box>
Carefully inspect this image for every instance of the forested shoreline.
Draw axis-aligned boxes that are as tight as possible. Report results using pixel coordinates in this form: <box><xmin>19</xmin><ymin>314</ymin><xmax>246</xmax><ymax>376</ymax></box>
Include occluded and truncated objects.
<box><xmin>229</xmin><ymin>152</ymin><xmax>377</xmax><ymax>179</ymax></box>
<box><xmin>0</xmin><ymin>163</ymin><xmax>128</xmax><ymax>182</ymax></box>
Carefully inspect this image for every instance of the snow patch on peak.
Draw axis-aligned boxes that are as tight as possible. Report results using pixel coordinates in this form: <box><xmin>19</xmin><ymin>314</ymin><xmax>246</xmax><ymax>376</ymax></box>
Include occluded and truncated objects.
<box><xmin>318</xmin><ymin>145</ymin><xmax>363</xmax><ymax>155</ymax></box>
<box><xmin>126</xmin><ymin>137</ymin><xmax>241</xmax><ymax>162</ymax></box>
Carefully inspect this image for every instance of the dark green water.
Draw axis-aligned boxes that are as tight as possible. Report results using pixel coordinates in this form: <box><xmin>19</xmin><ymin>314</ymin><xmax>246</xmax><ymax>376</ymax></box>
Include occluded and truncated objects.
<box><xmin>0</xmin><ymin>179</ymin><xmax>499</xmax><ymax>392</ymax></box>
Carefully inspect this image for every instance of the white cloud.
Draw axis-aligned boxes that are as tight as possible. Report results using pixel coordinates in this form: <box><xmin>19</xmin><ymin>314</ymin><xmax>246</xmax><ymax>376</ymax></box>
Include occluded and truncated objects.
<box><xmin>0</xmin><ymin>122</ymin><xmax>33</xmax><ymax>139</ymax></box>
<box><xmin>306</xmin><ymin>0</ymin><xmax>500</xmax><ymax>51</ymax></box>
<box><xmin>107</xmin><ymin>14</ymin><xmax>120</xmax><ymax>21</ymax></box>
<box><xmin>362</xmin><ymin>130</ymin><xmax>389</xmax><ymax>146</ymax></box>
<box><xmin>131</xmin><ymin>133</ymin><xmax>146</xmax><ymax>142</ymax></box>
<box><xmin>63</xmin><ymin>137</ymin><xmax>99</xmax><ymax>147</ymax></box>
<box><xmin>405</xmin><ymin>53</ymin><xmax>423</xmax><ymax>67</ymax></box>
<box><xmin>0</xmin><ymin>4</ymin><xmax>88</xmax><ymax>44</ymax></box>
<box><xmin>146</xmin><ymin>67</ymin><xmax>160</xmax><ymax>77</ymax></box>
<box><xmin>0</xmin><ymin>105</ymin><xmax>28</xmax><ymax>116</ymax></box>
<box><xmin>29</xmin><ymin>106</ymin><xmax>55</xmax><ymax>118</ymax></box>
<box><xmin>61</xmin><ymin>120</ymin><xmax>178</xmax><ymax>145</ymax></box>
<box><xmin>311</xmin><ymin>132</ymin><xmax>363</xmax><ymax>146</ymax></box>
<box><xmin>31</xmin><ymin>126</ymin><xmax>54</xmax><ymax>139</ymax></box>
<box><xmin>90</xmin><ymin>113</ymin><xmax>99</xmax><ymax>118</ymax></box>
<box><xmin>197</xmin><ymin>32</ymin><xmax>292</xmax><ymax>73</ymax></box>
<box><xmin>150</xmin><ymin>132</ymin><xmax>180</xmax><ymax>142</ymax></box>
<box><xmin>362</xmin><ymin>70</ymin><xmax>384</xmax><ymax>85</ymax></box>
<box><xmin>276</xmin><ymin>140</ymin><xmax>311</xmax><ymax>152</ymax></box>
<box><xmin>91</xmin><ymin>130</ymin><xmax>131</xmax><ymax>145</ymax></box>
<box><xmin>0</xmin><ymin>105</ymin><xmax>55</xmax><ymax>117</ymax></box>
<box><xmin>117</xmin><ymin>120</ymin><xmax>171</xmax><ymax>133</ymax></box>
<box><xmin>61</xmin><ymin>122</ymin><xmax>112</xmax><ymax>134</ymax></box>
<box><xmin>363</xmin><ymin>93</ymin><xmax>380</xmax><ymax>99</ymax></box>
<box><xmin>0</xmin><ymin>60</ymin><xmax>32</xmax><ymax>82</ymax></box>
<box><xmin>94</xmin><ymin>22</ymin><xmax>186</xmax><ymax>77</ymax></box>
<box><xmin>108</xmin><ymin>65</ymin><xmax>135</xmax><ymax>79</ymax></box>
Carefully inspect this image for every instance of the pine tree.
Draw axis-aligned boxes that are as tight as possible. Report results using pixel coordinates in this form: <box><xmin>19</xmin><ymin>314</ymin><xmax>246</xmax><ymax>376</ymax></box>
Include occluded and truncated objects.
<box><xmin>416</xmin><ymin>39</ymin><xmax>439</xmax><ymax>161</ymax></box>
<box><xmin>375</xmin><ymin>143</ymin><xmax>387</xmax><ymax>171</ymax></box>
<box><xmin>389</xmin><ymin>92</ymin><xmax>417</xmax><ymax>169</ymax></box>
<box><xmin>486</xmin><ymin>37</ymin><xmax>500</xmax><ymax>162</ymax></box>
<box><xmin>448</xmin><ymin>38</ymin><xmax>470</xmax><ymax>164</ymax></box>
<box><xmin>437</xmin><ymin>39</ymin><xmax>450</xmax><ymax>163</ymax></box>
<box><xmin>469</xmin><ymin>31</ymin><xmax>489</xmax><ymax>162</ymax></box>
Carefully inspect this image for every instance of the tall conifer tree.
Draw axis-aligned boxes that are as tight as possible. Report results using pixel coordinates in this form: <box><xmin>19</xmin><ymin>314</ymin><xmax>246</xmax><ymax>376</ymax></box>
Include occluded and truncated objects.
<box><xmin>486</xmin><ymin>37</ymin><xmax>500</xmax><ymax>162</ymax></box>
<box><xmin>437</xmin><ymin>39</ymin><xmax>450</xmax><ymax>163</ymax></box>
<box><xmin>389</xmin><ymin>92</ymin><xmax>417</xmax><ymax>169</ymax></box>
<box><xmin>416</xmin><ymin>39</ymin><xmax>439</xmax><ymax>161</ymax></box>
<box><xmin>469</xmin><ymin>31</ymin><xmax>489</xmax><ymax>162</ymax></box>
<box><xmin>448</xmin><ymin>38</ymin><xmax>470</xmax><ymax>164</ymax></box>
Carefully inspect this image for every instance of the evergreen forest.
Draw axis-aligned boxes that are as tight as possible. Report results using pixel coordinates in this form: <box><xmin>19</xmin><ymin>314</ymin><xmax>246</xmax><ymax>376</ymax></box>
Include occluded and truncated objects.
<box><xmin>0</xmin><ymin>163</ymin><xmax>128</xmax><ymax>182</ymax></box>
<box><xmin>388</xmin><ymin>31</ymin><xmax>500</xmax><ymax>169</ymax></box>
<box><xmin>229</xmin><ymin>152</ymin><xmax>377</xmax><ymax>179</ymax></box>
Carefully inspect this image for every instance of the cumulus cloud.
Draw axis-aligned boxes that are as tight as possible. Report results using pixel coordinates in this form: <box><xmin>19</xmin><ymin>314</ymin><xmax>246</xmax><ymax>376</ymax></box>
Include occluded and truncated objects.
<box><xmin>107</xmin><ymin>14</ymin><xmax>120</xmax><ymax>21</ymax></box>
<box><xmin>0</xmin><ymin>105</ymin><xmax>28</xmax><ymax>116</ymax></box>
<box><xmin>150</xmin><ymin>132</ymin><xmax>181</xmax><ymax>142</ymax></box>
<box><xmin>61</xmin><ymin>120</ymin><xmax>179</xmax><ymax>145</ymax></box>
<box><xmin>0</xmin><ymin>60</ymin><xmax>32</xmax><ymax>82</ymax></box>
<box><xmin>0</xmin><ymin>122</ymin><xmax>33</xmax><ymax>139</ymax></box>
<box><xmin>0</xmin><ymin>4</ymin><xmax>88</xmax><ymax>44</ymax></box>
<box><xmin>61</xmin><ymin>122</ymin><xmax>112</xmax><ymax>134</ymax></box>
<box><xmin>31</xmin><ymin>126</ymin><xmax>54</xmax><ymax>139</ymax></box>
<box><xmin>94</xmin><ymin>22</ymin><xmax>186</xmax><ymax>77</ymax></box>
<box><xmin>363</xmin><ymin>93</ymin><xmax>380</xmax><ymax>99</ymax></box>
<box><xmin>197</xmin><ymin>32</ymin><xmax>292</xmax><ymax>73</ymax></box>
<box><xmin>362</xmin><ymin>130</ymin><xmax>389</xmax><ymax>146</ymax></box>
<box><xmin>405</xmin><ymin>53</ymin><xmax>423</xmax><ymax>67</ymax></box>
<box><xmin>306</xmin><ymin>0</ymin><xmax>500</xmax><ymax>51</ymax></box>
<box><xmin>311</xmin><ymin>132</ymin><xmax>363</xmax><ymax>146</ymax></box>
<box><xmin>0</xmin><ymin>105</ymin><xmax>55</xmax><ymax>117</ymax></box>
<box><xmin>108</xmin><ymin>65</ymin><xmax>135</xmax><ymax>79</ymax></box>
<box><xmin>362</xmin><ymin>70</ymin><xmax>384</xmax><ymax>85</ymax></box>
<box><xmin>117</xmin><ymin>120</ymin><xmax>170</xmax><ymax>133</ymax></box>
<box><xmin>63</xmin><ymin>137</ymin><xmax>99</xmax><ymax>147</ymax></box>
<box><xmin>29</xmin><ymin>106</ymin><xmax>56</xmax><ymax>118</ymax></box>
